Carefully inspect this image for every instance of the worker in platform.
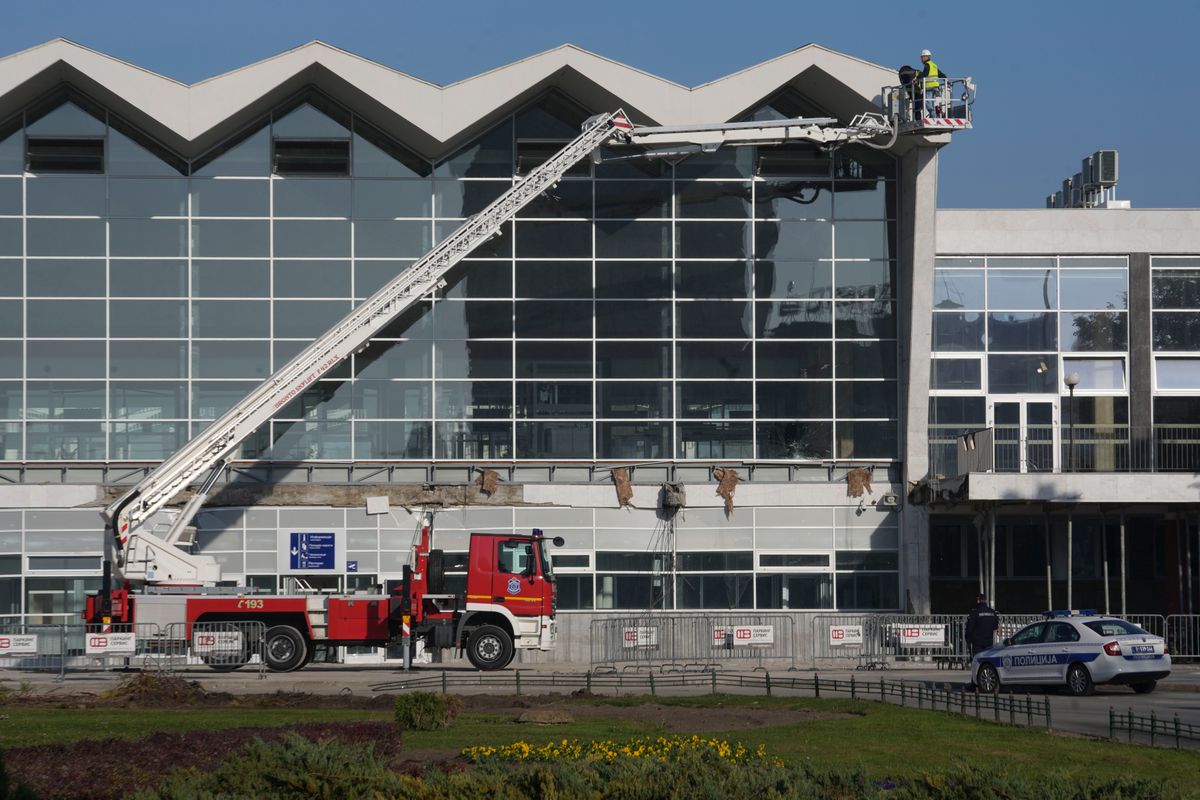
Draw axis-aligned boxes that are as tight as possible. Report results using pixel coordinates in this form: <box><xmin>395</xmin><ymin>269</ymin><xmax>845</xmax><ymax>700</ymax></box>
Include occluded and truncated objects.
<box><xmin>917</xmin><ymin>49</ymin><xmax>945</xmax><ymax>119</ymax></box>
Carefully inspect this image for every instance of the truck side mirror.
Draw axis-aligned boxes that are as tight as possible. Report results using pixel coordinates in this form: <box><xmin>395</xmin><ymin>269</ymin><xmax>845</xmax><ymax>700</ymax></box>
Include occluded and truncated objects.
<box><xmin>552</xmin><ymin>536</ymin><xmax>565</xmax><ymax>547</ymax></box>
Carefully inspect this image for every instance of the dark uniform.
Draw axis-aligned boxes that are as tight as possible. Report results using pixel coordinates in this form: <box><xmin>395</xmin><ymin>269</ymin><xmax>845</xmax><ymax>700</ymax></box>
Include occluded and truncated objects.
<box><xmin>964</xmin><ymin>599</ymin><xmax>999</xmax><ymax>657</ymax></box>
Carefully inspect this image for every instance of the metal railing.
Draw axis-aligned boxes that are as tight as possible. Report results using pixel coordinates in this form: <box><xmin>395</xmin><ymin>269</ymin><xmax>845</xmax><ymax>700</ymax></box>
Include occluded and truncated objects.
<box><xmin>1110</xmin><ymin>706</ymin><xmax>1200</xmax><ymax>748</ymax></box>
<box><xmin>1167</xmin><ymin>615</ymin><xmax>1200</xmax><ymax>659</ymax></box>
<box><xmin>590</xmin><ymin>614</ymin><xmax>798</xmax><ymax>672</ymax></box>
<box><xmin>940</xmin><ymin>425</ymin><xmax>1200</xmax><ymax>477</ymax></box>
<box><xmin>883</xmin><ymin>77</ymin><xmax>975</xmax><ymax>129</ymax></box>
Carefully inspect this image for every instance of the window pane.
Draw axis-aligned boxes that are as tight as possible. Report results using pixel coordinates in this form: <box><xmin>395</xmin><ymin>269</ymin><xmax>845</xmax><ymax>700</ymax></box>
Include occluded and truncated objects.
<box><xmin>274</xmin><ymin>220</ymin><xmax>350</xmax><ymax>258</ymax></box>
<box><xmin>596</xmin><ymin>262</ymin><xmax>671</xmax><ymax>298</ymax></box>
<box><xmin>27</xmin><ymin>260</ymin><xmax>105</xmax><ymax>297</ymax></box>
<box><xmin>434</xmin><ymin>180</ymin><xmax>507</xmax><ymax>217</ymax></box>
<box><xmin>755</xmin><ymin>221</ymin><xmax>831</xmax><ymax>260</ymax></box>
<box><xmin>596</xmin><ymin>221</ymin><xmax>670</xmax><ymax>258</ymax></box>
<box><xmin>356</xmin><ymin>220</ymin><xmax>431</xmax><ymax>258</ymax></box>
<box><xmin>756</xmin><ymin>381</ymin><xmax>832</xmax><ymax>418</ymax></box>
<box><xmin>934</xmin><ymin>268</ymin><xmax>984</xmax><ymax>309</ymax></box>
<box><xmin>438</xmin><ymin>341</ymin><xmax>512</xmax><ymax>379</ymax></box>
<box><xmin>516</xmin><ymin>382</ymin><xmax>591</xmax><ymax>418</ymax></box>
<box><xmin>0</xmin><ymin>301</ymin><xmax>19</xmax><ymax>338</ymax></box>
<box><xmin>516</xmin><ymin>421</ymin><xmax>592</xmax><ymax>458</ymax></box>
<box><xmin>756</xmin><ymin>573</ymin><xmax>832</xmax><ymax>609</ymax></box>
<box><xmin>0</xmin><ymin>260</ymin><xmax>21</xmax><ymax>296</ymax></box>
<box><xmin>931</xmin><ymin>359</ymin><xmax>982</xmax><ymax>390</ymax></box>
<box><xmin>835</xmin><ymin>301</ymin><xmax>894</xmax><ymax>339</ymax></box>
<box><xmin>597</xmin><ymin>421</ymin><xmax>671</xmax><ymax>459</ymax></box>
<box><xmin>274</xmin><ymin>260</ymin><xmax>351</xmax><ymax>298</ymax></box>
<box><xmin>1153</xmin><ymin>313</ymin><xmax>1200</xmax><ymax>351</ymax></box>
<box><xmin>988</xmin><ymin>355</ymin><xmax>1057</xmax><ymax>394</ymax></box>
<box><xmin>435</xmin><ymin>421</ymin><xmax>512</xmax><ymax>458</ymax></box>
<box><xmin>834</xmin><ymin>220</ymin><xmax>892</xmax><ymax>260</ymax></box>
<box><xmin>110</xmin><ymin>342</ymin><xmax>186</xmax><ymax>378</ymax></box>
<box><xmin>110</xmin><ymin>382</ymin><xmax>185</xmax><ymax>420</ymax></box>
<box><xmin>754</xmin><ymin>261</ymin><xmax>832</xmax><ymax>299</ymax></box>
<box><xmin>837</xmin><ymin>420</ymin><xmax>897</xmax><ymax>459</ymax></box>
<box><xmin>757</xmin><ymin>301</ymin><xmax>832</xmax><ymax>338</ymax></box>
<box><xmin>598</xmin><ymin>342</ymin><xmax>670</xmax><ymax>378</ymax></box>
<box><xmin>353</xmin><ymin>132</ymin><xmax>429</xmax><ymax>179</ymax></box>
<box><xmin>514</xmin><ymin>342</ymin><xmax>588</xmax><ymax>378</ymax></box>
<box><xmin>110</xmin><ymin>300</ymin><xmax>187</xmax><ymax>338</ymax></box>
<box><xmin>836</xmin><ymin>261</ymin><xmax>893</xmax><ymax>300</ymax></box>
<box><xmin>27</xmin><ymin>219</ymin><xmax>104</xmax><ymax>256</ymax></box>
<box><xmin>192</xmin><ymin>301</ymin><xmax>270</xmax><ymax>338</ymax></box>
<box><xmin>836</xmin><ymin>382</ymin><xmax>897</xmax><ymax>418</ymax></box>
<box><xmin>676</xmin><ymin>222</ymin><xmax>748</xmax><ymax>259</ymax></box>
<box><xmin>835</xmin><ymin>573</ymin><xmax>899</xmax><ymax>610</ymax></box>
<box><xmin>26</xmin><ymin>422</ymin><xmax>105</xmax><ymax>460</ymax></box>
<box><xmin>933</xmin><ymin>312</ymin><xmax>984</xmax><ymax>352</ymax></box>
<box><xmin>988</xmin><ymin>268</ymin><xmax>1056</xmax><ymax>309</ymax></box>
<box><xmin>1156</xmin><ymin>358</ymin><xmax>1200</xmax><ymax>390</ymax></box>
<box><xmin>755</xmin><ymin>180</ymin><xmax>832</xmax><ymax>220</ymax></box>
<box><xmin>433</xmin><ymin>301</ymin><xmax>512</xmax><ymax>339</ymax></box>
<box><xmin>26</xmin><ymin>381</ymin><xmax>105</xmax><ymax>419</ymax></box>
<box><xmin>515</xmin><ymin>221</ymin><xmax>591</xmax><ymax>258</ymax></box>
<box><xmin>515</xmin><ymin>261</ymin><xmax>591</xmax><ymax>298</ymax></box>
<box><xmin>192</xmin><ymin>261</ymin><xmax>270</xmax><ymax>297</ymax></box>
<box><xmin>676</xmin><ymin>574</ymin><xmax>753</xmax><ymax>609</ymax></box>
<box><xmin>192</xmin><ymin>341</ymin><xmax>270</xmax><ymax>378</ymax></box>
<box><xmin>596</xmin><ymin>301</ymin><xmax>671</xmax><ymax>339</ymax></box>
<box><xmin>354</xmin><ymin>340</ymin><xmax>432</xmax><ymax>379</ymax></box>
<box><xmin>595</xmin><ymin>181</ymin><xmax>669</xmax><ymax>218</ymax></box>
<box><xmin>28</xmin><ymin>301</ymin><xmax>105</xmax><ymax>337</ymax></box>
<box><xmin>1152</xmin><ymin>269</ymin><xmax>1200</xmax><ymax>309</ymax></box>
<box><xmin>988</xmin><ymin>312</ymin><xmax>1057</xmax><ymax>351</ymax></box>
<box><xmin>1064</xmin><ymin>358</ymin><xmax>1125</xmax><ymax>391</ymax></box>
<box><xmin>434</xmin><ymin>122</ymin><xmax>513</xmax><ymax>178</ymax></box>
<box><xmin>678</xmin><ymin>342</ymin><xmax>750</xmax><ymax>378</ymax></box>
<box><xmin>597</xmin><ymin>382</ymin><xmax>670</xmax><ymax>418</ymax></box>
<box><xmin>435</xmin><ymin>381</ymin><xmax>508</xmax><ymax>419</ymax></box>
<box><xmin>677</xmin><ymin>382</ymin><xmax>752</xmax><ymax>418</ymax></box>
<box><xmin>110</xmin><ymin>219</ymin><xmax>188</xmax><ymax>257</ymax></box>
<box><xmin>676</xmin><ymin>301</ymin><xmax>750</xmax><ymax>338</ymax></box>
<box><xmin>354</xmin><ymin>179</ymin><xmax>431</xmax><ymax>218</ymax></box>
<box><xmin>1060</xmin><ymin>269</ymin><xmax>1127</xmax><ymax>309</ymax></box>
<box><xmin>26</xmin><ymin>176</ymin><xmax>106</xmax><ymax>215</ymax></box>
<box><xmin>677</xmin><ymin>182</ymin><xmax>750</xmax><ymax>218</ymax></box>
<box><xmin>190</xmin><ymin>178</ymin><xmax>269</xmax><ymax>217</ymax></box>
<box><xmin>111</xmin><ymin>260</ymin><xmax>186</xmax><ymax>297</ymax></box>
<box><xmin>756</xmin><ymin>341</ymin><xmax>831</xmax><ymax>379</ymax></box>
<box><xmin>516</xmin><ymin>301</ymin><xmax>592</xmax><ymax>338</ymax></box>
<box><xmin>1061</xmin><ymin>312</ymin><xmax>1127</xmax><ymax>352</ymax></box>
<box><xmin>111</xmin><ymin>422</ymin><xmax>185</xmax><ymax>460</ymax></box>
<box><xmin>678</xmin><ymin>422</ymin><xmax>752</xmax><ymax>459</ymax></box>
<box><xmin>676</xmin><ymin>262</ymin><xmax>750</xmax><ymax>298</ymax></box>
<box><xmin>191</xmin><ymin>221</ymin><xmax>269</xmax><ymax>257</ymax></box>
<box><xmin>192</xmin><ymin>381</ymin><xmax>257</xmax><ymax>418</ymax></box>
<box><xmin>108</xmin><ymin>178</ymin><xmax>188</xmax><ymax>217</ymax></box>
<box><xmin>756</xmin><ymin>421</ymin><xmax>832</xmax><ymax>459</ymax></box>
<box><xmin>837</xmin><ymin>341</ymin><xmax>897</xmax><ymax>379</ymax></box>
<box><xmin>274</xmin><ymin>178</ymin><xmax>351</xmax><ymax>217</ymax></box>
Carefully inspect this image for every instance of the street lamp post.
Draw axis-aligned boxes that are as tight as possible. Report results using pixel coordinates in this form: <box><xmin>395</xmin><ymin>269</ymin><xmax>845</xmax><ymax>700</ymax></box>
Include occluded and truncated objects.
<box><xmin>1064</xmin><ymin>371</ymin><xmax>1080</xmax><ymax>471</ymax></box>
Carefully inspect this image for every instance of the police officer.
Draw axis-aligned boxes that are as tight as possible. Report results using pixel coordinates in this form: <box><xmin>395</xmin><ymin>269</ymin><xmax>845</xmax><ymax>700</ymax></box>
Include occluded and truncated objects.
<box><xmin>964</xmin><ymin>593</ymin><xmax>999</xmax><ymax>657</ymax></box>
<box><xmin>917</xmin><ymin>49</ymin><xmax>946</xmax><ymax>119</ymax></box>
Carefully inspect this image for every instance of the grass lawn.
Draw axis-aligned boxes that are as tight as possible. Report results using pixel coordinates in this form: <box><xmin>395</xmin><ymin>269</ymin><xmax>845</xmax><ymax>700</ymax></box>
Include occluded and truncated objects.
<box><xmin>4</xmin><ymin>694</ymin><xmax>1198</xmax><ymax>795</ymax></box>
<box><xmin>0</xmin><ymin>707</ymin><xmax>392</xmax><ymax>748</ymax></box>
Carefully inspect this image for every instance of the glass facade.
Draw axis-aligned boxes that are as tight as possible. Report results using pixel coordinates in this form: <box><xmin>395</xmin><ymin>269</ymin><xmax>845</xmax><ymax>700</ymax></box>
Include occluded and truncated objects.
<box><xmin>929</xmin><ymin>256</ymin><xmax>1130</xmax><ymax>472</ymax></box>
<box><xmin>0</xmin><ymin>89</ymin><xmax>900</xmax><ymax>463</ymax></box>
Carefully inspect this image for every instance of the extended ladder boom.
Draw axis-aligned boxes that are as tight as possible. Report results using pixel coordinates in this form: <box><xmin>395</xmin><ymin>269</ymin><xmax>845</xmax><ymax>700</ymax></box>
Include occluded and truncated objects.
<box><xmin>105</xmin><ymin>108</ymin><xmax>896</xmax><ymax>586</ymax></box>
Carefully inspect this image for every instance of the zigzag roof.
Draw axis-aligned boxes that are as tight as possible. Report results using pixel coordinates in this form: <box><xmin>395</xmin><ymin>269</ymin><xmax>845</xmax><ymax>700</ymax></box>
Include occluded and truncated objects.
<box><xmin>0</xmin><ymin>39</ymin><xmax>899</xmax><ymax>158</ymax></box>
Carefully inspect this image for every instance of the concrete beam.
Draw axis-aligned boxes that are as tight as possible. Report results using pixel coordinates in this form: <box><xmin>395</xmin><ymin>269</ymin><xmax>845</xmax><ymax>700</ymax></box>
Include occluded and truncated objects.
<box><xmin>966</xmin><ymin>472</ymin><xmax>1200</xmax><ymax>504</ymax></box>
<box><xmin>937</xmin><ymin>209</ymin><xmax>1200</xmax><ymax>255</ymax></box>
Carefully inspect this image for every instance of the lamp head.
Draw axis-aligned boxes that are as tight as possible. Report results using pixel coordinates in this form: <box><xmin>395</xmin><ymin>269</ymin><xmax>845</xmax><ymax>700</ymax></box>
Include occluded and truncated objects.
<box><xmin>1064</xmin><ymin>372</ymin><xmax>1081</xmax><ymax>388</ymax></box>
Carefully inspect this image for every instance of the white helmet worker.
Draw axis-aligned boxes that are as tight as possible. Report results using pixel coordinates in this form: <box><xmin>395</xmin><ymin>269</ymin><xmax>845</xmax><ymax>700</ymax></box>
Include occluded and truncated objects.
<box><xmin>920</xmin><ymin>49</ymin><xmax>932</xmax><ymax>57</ymax></box>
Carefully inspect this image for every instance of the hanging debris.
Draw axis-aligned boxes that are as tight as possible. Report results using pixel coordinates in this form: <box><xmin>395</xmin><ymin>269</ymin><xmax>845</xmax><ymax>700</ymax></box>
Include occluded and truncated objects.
<box><xmin>611</xmin><ymin>467</ymin><xmax>633</xmax><ymax>507</ymax></box>
<box><xmin>475</xmin><ymin>468</ymin><xmax>502</xmax><ymax>496</ymax></box>
<box><xmin>712</xmin><ymin>467</ymin><xmax>740</xmax><ymax>515</ymax></box>
<box><xmin>660</xmin><ymin>482</ymin><xmax>687</xmax><ymax>516</ymax></box>
<box><xmin>846</xmin><ymin>467</ymin><xmax>874</xmax><ymax>498</ymax></box>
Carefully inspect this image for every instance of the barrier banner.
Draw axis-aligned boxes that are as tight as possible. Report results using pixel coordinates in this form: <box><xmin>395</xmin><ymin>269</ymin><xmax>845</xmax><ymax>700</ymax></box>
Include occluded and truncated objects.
<box><xmin>0</xmin><ymin>635</ymin><xmax>38</xmax><ymax>656</ymax></box>
<box><xmin>892</xmin><ymin>624</ymin><xmax>946</xmax><ymax>646</ymax></box>
<box><xmin>828</xmin><ymin>625</ymin><xmax>864</xmax><ymax>646</ymax></box>
<box><xmin>621</xmin><ymin>626</ymin><xmax>658</xmax><ymax>649</ymax></box>
<box><xmin>192</xmin><ymin>631</ymin><xmax>243</xmax><ymax>654</ymax></box>
<box><xmin>713</xmin><ymin>625</ymin><xmax>774</xmax><ymax>647</ymax></box>
<box><xmin>85</xmin><ymin>632</ymin><xmax>136</xmax><ymax>654</ymax></box>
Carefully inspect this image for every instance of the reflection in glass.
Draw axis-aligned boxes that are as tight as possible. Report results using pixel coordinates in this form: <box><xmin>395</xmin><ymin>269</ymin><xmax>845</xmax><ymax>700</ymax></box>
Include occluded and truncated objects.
<box><xmin>676</xmin><ymin>262</ymin><xmax>750</xmax><ymax>298</ymax></box>
<box><xmin>515</xmin><ymin>342</ymin><xmax>589</xmax><ymax>379</ymax></box>
<box><xmin>676</xmin><ymin>301</ymin><xmax>750</xmax><ymax>338</ymax></box>
<box><xmin>516</xmin><ymin>421</ymin><xmax>591</xmax><ymax>458</ymax></box>
<box><xmin>754</xmin><ymin>261</ymin><xmax>832</xmax><ymax>299</ymax></box>
<box><xmin>1061</xmin><ymin>312</ymin><xmax>1127</xmax><ymax>352</ymax></box>
<box><xmin>597</xmin><ymin>383</ymin><xmax>670</xmax><ymax>418</ymax></box>
<box><xmin>677</xmin><ymin>382</ymin><xmax>752</xmax><ymax>419</ymax></box>
<box><xmin>1063</xmin><ymin>358</ymin><xmax>1125</xmax><ymax>391</ymax></box>
<box><xmin>931</xmin><ymin>359</ymin><xmax>982</xmax><ymax>390</ymax></box>
<box><xmin>677</xmin><ymin>422</ymin><xmax>752</xmax><ymax>459</ymax></box>
<box><xmin>756</xmin><ymin>301</ymin><xmax>832</xmax><ymax>338</ymax></box>
<box><xmin>436</xmin><ymin>421</ymin><xmax>512</xmax><ymax>458</ymax></box>
<box><xmin>756</xmin><ymin>341</ymin><xmax>831</xmax><ymax>379</ymax></box>
<box><xmin>756</xmin><ymin>382</ymin><xmax>832</xmax><ymax>419</ymax></box>
<box><xmin>987</xmin><ymin>268</ymin><xmax>1055</xmax><ymax>309</ymax></box>
<box><xmin>932</xmin><ymin>312</ymin><xmax>984</xmax><ymax>352</ymax></box>
<box><xmin>988</xmin><ymin>354</ymin><xmax>1058</xmax><ymax>393</ymax></box>
<box><xmin>1155</xmin><ymin>358</ymin><xmax>1200</xmax><ymax>390</ymax></box>
<box><xmin>1060</xmin><ymin>269</ymin><xmax>1127</xmax><ymax>309</ymax></box>
<box><xmin>933</xmin><ymin>268</ymin><xmax>984</xmax><ymax>309</ymax></box>
<box><xmin>434</xmin><ymin>382</ymin><xmax>508</xmax><ymax>419</ymax></box>
<box><xmin>677</xmin><ymin>342</ymin><xmax>750</xmax><ymax>379</ymax></box>
<box><xmin>1153</xmin><ymin>312</ymin><xmax>1200</xmax><ymax>351</ymax></box>
<box><xmin>1151</xmin><ymin>269</ymin><xmax>1200</xmax><ymax>310</ymax></box>
<box><xmin>598</xmin><ymin>422</ymin><xmax>670</xmax><ymax>459</ymax></box>
<box><xmin>516</xmin><ymin>382</ymin><xmax>592</xmax><ymax>418</ymax></box>
<box><xmin>988</xmin><ymin>312</ymin><xmax>1057</xmax><ymax>351</ymax></box>
<box><xmin>595</xmin><ymin>301</ymin><xmax>671</xmax><ymax>339</ymax></box>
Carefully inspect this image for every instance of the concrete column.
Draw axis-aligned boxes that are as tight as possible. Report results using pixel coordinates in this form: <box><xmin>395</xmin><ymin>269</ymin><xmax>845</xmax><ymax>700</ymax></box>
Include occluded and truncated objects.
<box><xmin>1127</xmin><ymin>253</ymin><xmax>1152</xmax><ymax>465</ymax></box>
<box><xmin>898</xmin><ymin>143</ymin><xmax>942</xmax><ymax>614</ymax></box>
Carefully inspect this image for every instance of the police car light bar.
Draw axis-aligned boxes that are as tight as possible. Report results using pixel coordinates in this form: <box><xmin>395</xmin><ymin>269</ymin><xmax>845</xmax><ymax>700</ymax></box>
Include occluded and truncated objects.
<box><xmin>1042</xmin><ymin>609</ymin><xmax>1099</xmax><ymax>618</ymax></box>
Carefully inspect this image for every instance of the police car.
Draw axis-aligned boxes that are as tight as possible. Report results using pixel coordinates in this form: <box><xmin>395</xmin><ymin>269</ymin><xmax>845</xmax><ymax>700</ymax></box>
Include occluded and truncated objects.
<box><xmin>971</xmin><ymin>611</ymin><xmax>1171</xmax><ymax>696</ymax></box>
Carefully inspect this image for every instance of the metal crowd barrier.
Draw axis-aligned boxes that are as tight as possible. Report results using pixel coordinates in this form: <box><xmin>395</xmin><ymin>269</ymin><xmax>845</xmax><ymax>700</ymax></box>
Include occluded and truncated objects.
<box><xmin>0</xmin><ymin>620</ymin><xmax>268</xmax><ymax>678</ymax></box>
<box><xmin>1125</xmin><ymin>614</ymin><xmax>1167</xmax><ymax>639</ymax></box>
<box><xmin>590</xmin><ymin>614</ymin><xmax>798</xmax><ymax>672</ymax></box>
<box><xmin>1166</xmin><ymin>615</ymin><xmax>1200</xmax><ymax>659</ymax></box>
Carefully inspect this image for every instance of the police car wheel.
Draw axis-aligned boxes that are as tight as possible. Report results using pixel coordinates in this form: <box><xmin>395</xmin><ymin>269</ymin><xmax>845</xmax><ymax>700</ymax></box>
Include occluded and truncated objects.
<box><xmin>1131</xmin><ymin>680</ymin><xmax>1157</xmax><ymax>694</ymax></box>
<box><xmin>977</xmin><ymin>663</ymin><xmax>1000</xmax><ymax>694</ymax></box>
<box><xmin>1066</xmin><ymin>664</ymin><xmax>1094</xmax><ymax>696</ymax></box>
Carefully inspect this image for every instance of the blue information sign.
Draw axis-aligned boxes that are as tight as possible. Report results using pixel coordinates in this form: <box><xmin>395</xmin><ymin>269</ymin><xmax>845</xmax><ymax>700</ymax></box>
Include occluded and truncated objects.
<box><xmin>346</xmin><ymin>560</ymin><xmax>358</xmax><ymax>573</ymax></box>
<box><xmin>289</xmin><ymin>532</ymin><xmax>336</xmax><ymax>570</ymax></box>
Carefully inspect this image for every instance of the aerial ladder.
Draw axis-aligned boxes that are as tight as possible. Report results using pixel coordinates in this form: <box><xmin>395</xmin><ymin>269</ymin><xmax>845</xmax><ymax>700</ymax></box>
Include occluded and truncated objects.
<box><xmin>100</xmin><ymin>107</ymin><xmax>908</xmax><ymax>601</ymax></box>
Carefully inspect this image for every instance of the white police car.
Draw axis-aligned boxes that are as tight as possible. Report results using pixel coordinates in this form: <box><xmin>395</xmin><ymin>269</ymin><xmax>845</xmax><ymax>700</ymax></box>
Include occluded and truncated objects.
<box><xmin>972</xmin><ymin>611</ymin><xmax>1170</xmax><ymax>696</ymax></box>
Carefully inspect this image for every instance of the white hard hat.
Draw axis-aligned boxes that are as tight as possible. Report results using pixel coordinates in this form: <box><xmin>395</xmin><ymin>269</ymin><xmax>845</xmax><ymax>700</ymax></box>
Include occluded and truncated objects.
<box><xmin>920</xmin><ymin>49</ymin><xmax>932</xmax><ymax>56</ymax></box>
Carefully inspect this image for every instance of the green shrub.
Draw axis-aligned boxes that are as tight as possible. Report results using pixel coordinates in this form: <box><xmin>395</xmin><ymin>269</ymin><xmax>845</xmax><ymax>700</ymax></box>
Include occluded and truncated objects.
<box><xmin>393</xmin><ymin>692</ymin><xmax>462</xmax><ymax>731</ymax></box>
<box><xmin>134</xmin><ymin>736</ymin><xmax>1185</xmax><ymax>800</ymax></box>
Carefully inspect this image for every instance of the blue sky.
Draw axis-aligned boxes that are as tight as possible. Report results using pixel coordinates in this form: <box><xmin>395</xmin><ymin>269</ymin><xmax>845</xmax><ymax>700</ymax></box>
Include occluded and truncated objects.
<box><xmin>4</xmin><ymin>0</ymin><xmax>1198</xmax><ymax>208</ymax></box>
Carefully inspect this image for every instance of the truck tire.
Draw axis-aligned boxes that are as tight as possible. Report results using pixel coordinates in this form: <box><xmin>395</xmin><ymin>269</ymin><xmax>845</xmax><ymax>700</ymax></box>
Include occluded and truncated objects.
<box><xmin>466</xmin><ymin>625</ymin><xmax>514</xmax><ymax>671</ymax></box>
<box><xmin>427</xmin><ymin>549</ymin><xmax>446</xmax><ymax>594</ymax></box>
<box><xmin>263</xmin><ymin>625</ymin><xmax>308</xmax><ymax>672</ymax></box>
<box><xmin>202</xmin><ymin>653</ymin><xmax>247</xmax><ymax>672</ymax></box>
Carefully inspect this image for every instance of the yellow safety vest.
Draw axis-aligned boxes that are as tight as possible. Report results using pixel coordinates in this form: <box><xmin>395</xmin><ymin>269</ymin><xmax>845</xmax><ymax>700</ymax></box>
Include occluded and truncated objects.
<box><xmin>924</xmin><ymin>62</ymin><xmax>941</xmax><ymax>90</ymax></box>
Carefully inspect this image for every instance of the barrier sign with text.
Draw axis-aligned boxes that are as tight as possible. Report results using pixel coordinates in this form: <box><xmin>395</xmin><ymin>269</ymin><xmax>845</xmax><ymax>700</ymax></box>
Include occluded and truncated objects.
<box><xmin>828</xmin><ymin>625</ymin><xmax>864</xmax><ymax>646</ymax></box>
<box><xmin>192</xmin><ymin>631</ymin><xmax>244</xmax><ymax>654</ymax></box>
<box><xmin>0</xmin><ymin>635</ymin><xmax>38</xmax><ymax>656</ymax></box>
<box><xmin>890</xmin><ymin>624</ymin><xmax>948</xmax><ymax>647</ymax></box>
<box><xmin>621</xmin><ymin>626</ymin><xmax>658</xmax><ymax>649</ymax></box>
<box><xmin>85</xmin><ymin>633</ymin><xmax>137</xmax><ymax>655</ymax></box>
<box><xmin>713</xmin><ymin>625</ymin><xmax>774</xmax><ymax>647</ymax></box>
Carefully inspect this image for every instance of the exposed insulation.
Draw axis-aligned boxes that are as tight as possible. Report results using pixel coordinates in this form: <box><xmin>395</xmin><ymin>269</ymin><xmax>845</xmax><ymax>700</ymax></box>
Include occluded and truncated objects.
<box><xmin>611</xmin><ymin>467</ymin><xmax>633</xmax><ymax>507</ymax></box>
<box><xmin>712</xmin><ymin>467</ymin><xmax>740</xmax><ymax>515</ymax></box>
<box><xmin>475</xmin><ymin>468</ymin><xmax>502</xmax><ymax>496</ymax></box>
<box><xmin>846</xmin><ymin>467</ymin><xmax>874</xmax><ymax>498</ymax></box>
<box><xmin>661</xmin><ymin>482</ymin><xmax>687</xmax><ymax>513</ymax></box>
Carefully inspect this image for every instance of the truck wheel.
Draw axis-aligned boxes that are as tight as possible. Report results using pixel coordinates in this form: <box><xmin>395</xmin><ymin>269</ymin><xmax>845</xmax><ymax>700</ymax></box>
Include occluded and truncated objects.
<box><xmin>466</xmin><ymin>625</ymin><xmax>514</xmax><ymax>671</ymax></box>
<box><xmin>1066</xmin><ymin>663</ymin><xmax>1094</xmax><ymax>696</ymax></box>
<box><xmin>263</xmin><ymin>625</ymin><xmax>308</xmax><ymax>673</ymax></box>
<box><xmin>202</xmin><ymin>654</ymin><xmax>246</xmax><ymax>672</ymax></box>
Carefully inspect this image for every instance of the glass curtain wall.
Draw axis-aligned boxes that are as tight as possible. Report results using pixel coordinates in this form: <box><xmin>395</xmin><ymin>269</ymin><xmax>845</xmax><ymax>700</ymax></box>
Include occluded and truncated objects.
<box><xmin>0</xmin><ymin>88</ymin><xmax>898</xmax><ymax>463</ymax></box>
<box><xmin>929</xmin><ymin>256</ymin><xmax>1129</xmax><ymax>474</ymax></box>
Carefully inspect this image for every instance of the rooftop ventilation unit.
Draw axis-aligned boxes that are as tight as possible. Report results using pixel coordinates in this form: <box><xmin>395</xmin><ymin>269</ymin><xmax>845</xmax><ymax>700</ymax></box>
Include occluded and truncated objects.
<box><xmin>1094</xmin><ymin>150</ymin><xmax>1118</xmax><ymax>186</ymax></box>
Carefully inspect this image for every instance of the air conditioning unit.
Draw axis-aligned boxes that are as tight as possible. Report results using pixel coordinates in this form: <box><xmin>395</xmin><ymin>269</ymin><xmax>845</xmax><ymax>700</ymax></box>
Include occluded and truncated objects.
<box><xmin>1054</xmin><ymin>189</ymin><xmax>1064</xmax><ymax>208</ymax></box>
<box><xmin>1081</xmin><ymin>154</ymin><xmax>1095</xmax><ymax>188</ymax></box>
<box><xmin>1061</xmin><ymin>178</ymin><xmax>1073</xmax><ymax>207</ymax></box>
<box><xmin>1046</xmin><ymin>194</ymin><xmax>1056</xmax><ymax>209</ymax></box>
<box><xmin>1094</xmin><ymin>150</ymin><xmax>1118</xmax><ymax>186</ymax></box>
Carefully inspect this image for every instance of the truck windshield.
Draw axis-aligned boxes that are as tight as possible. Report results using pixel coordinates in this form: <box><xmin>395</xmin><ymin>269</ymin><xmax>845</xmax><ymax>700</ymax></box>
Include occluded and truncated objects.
<box><xmin>539</xmin><ymin>540</ymin><xmax>554</xmax><ymax>579</ymax></box>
